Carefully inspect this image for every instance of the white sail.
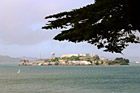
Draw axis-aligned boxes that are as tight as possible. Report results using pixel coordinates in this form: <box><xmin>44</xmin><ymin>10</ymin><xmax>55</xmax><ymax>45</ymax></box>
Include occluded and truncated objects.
<box><xmin>136</xmin><ymin>61</ymin><xmax>140</xmax><ymax>63</ymax></box>
<box><xmin>17</xmin><ymin>69</ymin><xmax>21</xmax><ymax>74</ymax></box>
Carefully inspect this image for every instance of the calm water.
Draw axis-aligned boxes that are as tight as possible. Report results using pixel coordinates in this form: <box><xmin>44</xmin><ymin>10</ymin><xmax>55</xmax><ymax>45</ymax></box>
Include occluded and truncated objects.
<box><xmin>0</xmin><ymin>65</ymin><xmax>140</xmax><ymax>93</ymax></box>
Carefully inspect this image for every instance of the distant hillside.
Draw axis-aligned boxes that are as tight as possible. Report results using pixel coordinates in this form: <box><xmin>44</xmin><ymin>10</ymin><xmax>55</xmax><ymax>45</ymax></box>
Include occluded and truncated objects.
<box><xmin>0</xmin><ymin>55</ymin><xmax>20</xmax><ymax>64</ymax></box>
<box><xmin>0</xmin><ymin>55</ymin><xmax>37</xmax><ymax>64</ymax></box>
<box><xmin>17</xmin><ymin>56</ymin><xmax>38</xmax><ymax>61</ymax></box>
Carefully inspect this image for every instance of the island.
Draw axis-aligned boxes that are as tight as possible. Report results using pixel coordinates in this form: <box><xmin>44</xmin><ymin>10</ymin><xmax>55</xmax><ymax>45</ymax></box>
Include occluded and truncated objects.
<box><xmin>19</xmin><ymin>53</ymin><xmax>129</xmax><ymax>66</ymax></box>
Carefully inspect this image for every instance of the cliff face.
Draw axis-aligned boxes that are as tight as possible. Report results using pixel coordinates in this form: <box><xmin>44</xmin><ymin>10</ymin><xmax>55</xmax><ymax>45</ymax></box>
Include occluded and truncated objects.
<box><xmin>19</xmin><ymin>58</ymin><xmax>129</xmax><ymax>66</ymax></box>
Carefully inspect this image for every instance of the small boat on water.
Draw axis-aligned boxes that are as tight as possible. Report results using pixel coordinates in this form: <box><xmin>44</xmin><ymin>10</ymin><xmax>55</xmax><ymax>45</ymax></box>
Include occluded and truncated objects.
<box><xmin>17</xmin><ymin>69</ymin><xmax>21</xmax><ymax>74</ymax></box>
<box><xmin>136</xmin><ymin>61</ymin><xmax>140</xmax><ymax>63</ymax></box>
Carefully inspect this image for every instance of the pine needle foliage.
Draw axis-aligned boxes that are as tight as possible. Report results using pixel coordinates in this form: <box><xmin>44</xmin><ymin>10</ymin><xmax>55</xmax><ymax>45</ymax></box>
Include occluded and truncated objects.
<box><xmin>42</xmin><ymin>0</ymin><xmax>140</xmax><ymax>53</ymax></box>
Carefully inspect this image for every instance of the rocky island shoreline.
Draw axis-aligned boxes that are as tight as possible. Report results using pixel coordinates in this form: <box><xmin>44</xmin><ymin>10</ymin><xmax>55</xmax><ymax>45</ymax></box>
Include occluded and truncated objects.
<box><xmin>19</xmin><ymin>53</ymin><xmax>129</xmax><ymax>66</ymax></box>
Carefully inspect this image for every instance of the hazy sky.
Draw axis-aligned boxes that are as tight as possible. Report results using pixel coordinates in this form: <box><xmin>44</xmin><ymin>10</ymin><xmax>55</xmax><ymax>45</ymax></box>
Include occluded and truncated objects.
<box><xmin>0</xmin><ymin>0</ymin><xmax>140</xmax><ymax>58</ymax></box>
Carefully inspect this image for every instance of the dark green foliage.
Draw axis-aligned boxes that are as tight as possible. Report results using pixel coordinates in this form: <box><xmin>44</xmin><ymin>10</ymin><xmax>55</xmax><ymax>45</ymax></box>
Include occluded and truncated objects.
<box><xmin>113</xmin><ymin>57</ymin><xmax>129</xmax><ymax>65</ymax></box>
<box><xmin>126</xmin><ymin>0</ymin><xmax>140</xmax><ymax>31</ymax></box>
<box><xmin>70</xmin><ymin>56</ymin><xmax>80</xmax><ymax>61</ymax></box>
<box><xmin>101</xmin><ymin>60</ymin><xmax>104</xmax><ymax>64</ymax></box>
<box><xmin>95</xmin><ymin>61</ymin><xmax>99</xmax><ymax>65</ymax></box>
<box><xmin>86</xmin><ymin>58</ymin><xmax>92</xmax><ymax>63</ymax></box>
<box><xmin>42</xmin><ymin>0</ymin><xmax>140</xmax><ymax>53</ymax></box>
<box><xmin>93</xmin><ymin>54</ymin><xmax>100</xmax><ymax>61</ymax></box>
<box><xmin>51</xmin><ymin>58</ymin><xmax>59</xmax><ymax>62</ymax></box>
<box><xmin>62</xmin><ymin>56</ymin><xmax>80</xmax><ymax>61</ymax></box>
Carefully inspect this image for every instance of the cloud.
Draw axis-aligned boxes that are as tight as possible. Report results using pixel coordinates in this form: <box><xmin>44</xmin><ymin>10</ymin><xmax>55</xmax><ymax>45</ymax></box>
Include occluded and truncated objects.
<box><xmin>0</xmin><ymin>0</ymin><xmax>63</xmax><ymax>45</ymax></box>
<box><xmin>0</xmin><ymin>0</ymin><xmax>93</xmax><ymax>45</ymax></box>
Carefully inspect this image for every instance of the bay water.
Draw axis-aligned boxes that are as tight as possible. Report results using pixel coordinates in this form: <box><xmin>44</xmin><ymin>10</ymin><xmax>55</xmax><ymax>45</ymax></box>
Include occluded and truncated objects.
<box><xmin>0</xmin><ymin>64</ymin><xmax>140</xmax><ymax>93</ymax></box>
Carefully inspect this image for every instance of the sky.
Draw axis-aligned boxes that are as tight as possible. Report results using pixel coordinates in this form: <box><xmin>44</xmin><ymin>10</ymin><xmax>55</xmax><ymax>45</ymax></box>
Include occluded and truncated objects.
<box><xmin>0</xmin><ymin>0</ymin><xmax>140</xmax><ymax>59</ymax></box>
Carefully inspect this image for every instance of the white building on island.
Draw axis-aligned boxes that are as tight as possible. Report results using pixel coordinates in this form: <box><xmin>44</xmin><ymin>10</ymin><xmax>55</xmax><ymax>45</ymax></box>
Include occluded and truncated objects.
<box><xmin>60</xmin><ymin>53</ymin><xmax>90</xmax><ymax>58</ymax></box>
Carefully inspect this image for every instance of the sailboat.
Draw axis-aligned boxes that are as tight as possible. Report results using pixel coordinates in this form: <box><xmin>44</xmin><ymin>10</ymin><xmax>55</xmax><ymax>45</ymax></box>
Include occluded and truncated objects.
<box><xmin>136</xmin><ymin>61</ymin><xmax>140</xmax><ymax>63</ymax></box>
<box><xmin>17</xmin><ymin>69</ymin><xmax>21</xmax><ymax>74</ymax></box>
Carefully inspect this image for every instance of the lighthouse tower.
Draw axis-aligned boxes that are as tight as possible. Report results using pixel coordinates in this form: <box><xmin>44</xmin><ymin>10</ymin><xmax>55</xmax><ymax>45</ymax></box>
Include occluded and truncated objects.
<box><xmin>51</xmin><ymin>52</ymin><xmax>55</xmax><ymax>59</ymax></box>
